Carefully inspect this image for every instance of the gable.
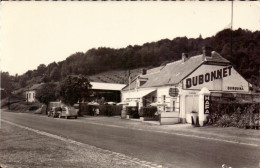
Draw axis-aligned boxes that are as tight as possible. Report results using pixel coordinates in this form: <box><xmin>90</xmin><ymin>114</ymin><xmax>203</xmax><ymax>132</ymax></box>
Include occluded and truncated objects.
<box><xmin>182</xmin><ymin>64</ymin><xmax>249</xmax><ymax>92</ymax></box>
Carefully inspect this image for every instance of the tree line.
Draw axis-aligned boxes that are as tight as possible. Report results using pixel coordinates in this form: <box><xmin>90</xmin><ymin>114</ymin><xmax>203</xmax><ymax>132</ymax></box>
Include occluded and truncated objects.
<box><xmin>1</xmin><ymin>28</ymin><xmax>260</xmax><ymax>98</ymax></box>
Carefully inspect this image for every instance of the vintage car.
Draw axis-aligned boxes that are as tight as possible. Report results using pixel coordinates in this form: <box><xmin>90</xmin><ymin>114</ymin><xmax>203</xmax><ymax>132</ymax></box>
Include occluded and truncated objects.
<box><xmin>57</xmin><ymin>105</ymin><xmax>78</xmax><ymax>119</ymax></box>
<box><xmin>47</xmin><ymin>106</ymin><xmax>60</xmax><ymax>118</ymax></box>
<box><xmin>47</xmin><ymin>102</ymin><xmax>78</xmax><ymax>119</ymax></box>
<box><xmin>47</xmin><ymin>102</ymin><xmax>61</xmax><ymax>118</ymax></box>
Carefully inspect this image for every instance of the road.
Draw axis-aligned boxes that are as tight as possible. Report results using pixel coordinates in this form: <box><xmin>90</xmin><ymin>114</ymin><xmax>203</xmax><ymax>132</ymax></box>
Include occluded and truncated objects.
<box><xmin>1</xmin><ymin>111</ymin><xmax>260</xmax><ymax>168</ymax></box>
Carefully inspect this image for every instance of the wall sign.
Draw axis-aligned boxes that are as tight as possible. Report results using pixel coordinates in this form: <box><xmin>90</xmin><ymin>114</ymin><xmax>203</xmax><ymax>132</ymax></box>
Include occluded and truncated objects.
<box><xmin>186</xmin><ymin>66</ymin><xmax>232</xmax><ymax>89</ymax></box>
<box><xmin>204</xmin><ymin>95</ymin><xmax>210</xmax><ymax>114</ymax></box>
<box><xmin>227</xmin><ymin>86</ymin><xmax>244</xmax><ymax>91</ymax></box>
<box><xmin>169</xmin><ymin>88</ymin><xmax>179</xmax><ymax>97</ymax></box>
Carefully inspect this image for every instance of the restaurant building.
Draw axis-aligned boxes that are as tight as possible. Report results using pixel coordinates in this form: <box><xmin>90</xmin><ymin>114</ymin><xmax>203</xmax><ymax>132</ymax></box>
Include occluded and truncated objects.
<box><xmin>121</xmin><ymin>48</ymin><xmax>250</xmax><ymax>125</ymax></box>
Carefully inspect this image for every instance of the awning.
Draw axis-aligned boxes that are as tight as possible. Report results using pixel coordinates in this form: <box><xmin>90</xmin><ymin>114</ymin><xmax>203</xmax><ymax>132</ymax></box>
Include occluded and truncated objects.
<box><xmin>126</xmin><ymin>89</ymin><xmax>156</xmax><ymax>99</ymax></box>
<box><xmin>88</xmin><ymin>102</ymin><xmax>99</xmax><ymax>106</ymax></box>
<box><xmin>117</xmin><ymin>102</ymin><xmax>129</xmax><ymax>105</ymax></box>
<box><xmin>150</xmin><ymin>102</ymin><xmax>167</xmax><ymax>107</ymax></box>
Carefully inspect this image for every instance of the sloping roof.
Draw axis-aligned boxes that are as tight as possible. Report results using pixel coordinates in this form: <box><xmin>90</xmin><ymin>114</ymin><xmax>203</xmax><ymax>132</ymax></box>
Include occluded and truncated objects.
<box><xmin>90</xmin><ymin>82</ymin><xmax>126</xmax><ymax>91</ymax></box>
<box><xmin>125</xmin><ymin>89</ymin><xmax>156</xmax><ymax>99</ymax></box>
<box><xmin>28</xmin><ymin>83</ymin><xmax>44</xmax><ymax>91</ymax></box>
<box><xmin>123</xmin><ymin>51</ymin><xmax>230</xmax><ymax>91</ymax></box>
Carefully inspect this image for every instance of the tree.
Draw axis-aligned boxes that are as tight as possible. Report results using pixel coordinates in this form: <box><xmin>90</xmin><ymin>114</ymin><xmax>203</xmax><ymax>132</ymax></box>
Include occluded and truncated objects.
<box><xmin>1</xmin><ymin>72</ymin><xmax>14</xmax><ymax>99</ymax></box>
<box><xmin>50</xmin><ymin>67</ymin><xmax>60</xmax><ymax>81</ymax></box>
<box><xmin>60</xmin><ymin>75</ymin><xmax>92</xmax><ymax>106</ymax></box>
<box><xmin>36</xmin><ymin>83</ymin><xmax>58</xmax><ymax>113</ymax></box>
<box><xmin>19</xmin><ymin>75</ymin><xmax>28</xmax><ymax>88</ymax></box>
<box><xmin>37</xmin><ymin>64</ymin><xmax>47</xmax><ymax>76</ymax></box>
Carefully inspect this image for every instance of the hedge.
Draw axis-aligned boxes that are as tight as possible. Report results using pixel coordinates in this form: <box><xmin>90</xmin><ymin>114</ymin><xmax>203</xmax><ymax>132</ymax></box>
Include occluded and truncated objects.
<box><xmin>208</xmin><ymin>101</ymin><xmax>260</xmax><ymax>128</ymax></box>
<box><xmin>126</xmin><ymin>106</ymin><xmax>139</xmax><ymax>118</ymax></box>
<box><xmin>79</xmin><ymin>103</ymin><xmax>122</xmax><ymax>116</ymax></box>
<box><xmin>139</xmin><ymin>106</ymin><xmax>157</xmax><ymax>117</ymax></box>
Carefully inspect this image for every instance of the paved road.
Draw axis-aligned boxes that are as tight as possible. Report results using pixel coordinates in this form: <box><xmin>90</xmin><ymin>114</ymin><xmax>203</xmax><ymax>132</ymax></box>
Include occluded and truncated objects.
<box><xmin>1</xmin><ymin>111</ymin><xmax>260</xmax><ymax>168</ymax></box>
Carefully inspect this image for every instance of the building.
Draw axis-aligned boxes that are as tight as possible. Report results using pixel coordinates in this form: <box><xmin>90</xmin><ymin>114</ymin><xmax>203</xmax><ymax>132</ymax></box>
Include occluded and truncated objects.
<box><xmin>25</xmin><ymin>83</ymin><xmax>44</xmax><ymax>103</ymax></box>
<box><xmin>90</xmin><ymin>82</ymin><xmax>126</xmax><ymax>103</ymax></box>
<box><xmin>121</xmin><ymin>48</ymin><xmax>250</xmax><ymax>125</ymax></box>
<box><xmin>25</xmin><ymin>82</ymin><xmax>126</xmax><ymax>103</ymax></box>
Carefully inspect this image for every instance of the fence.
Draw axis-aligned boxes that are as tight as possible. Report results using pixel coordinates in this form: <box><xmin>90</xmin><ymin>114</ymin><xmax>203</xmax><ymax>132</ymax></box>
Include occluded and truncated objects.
<box><xmin>79</xmin><ymin>103</ymin><xmax>122</xmax><ymax>116</ymax></box>
<box><xmin>208</xmin><ymin>94</ymin><xmax>260</xmax><ymax>128</ymax></box>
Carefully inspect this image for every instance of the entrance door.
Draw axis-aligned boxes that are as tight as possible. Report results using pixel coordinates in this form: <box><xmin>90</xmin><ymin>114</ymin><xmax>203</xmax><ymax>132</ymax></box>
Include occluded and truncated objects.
<box><xmin>185</xmin><ymin>95</ymin><xmax>199</xmax><ymax>123</ymax></box>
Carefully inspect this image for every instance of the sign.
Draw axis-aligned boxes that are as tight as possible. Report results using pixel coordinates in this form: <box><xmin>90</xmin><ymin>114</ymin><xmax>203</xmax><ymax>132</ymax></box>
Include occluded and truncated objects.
<box><xmin>227</xmin><ymin>86</ymin><xmax>244</xmax><ymax>91</ymax></box>
<box><xmin>204</xmin><ymin>95</ymin><xmax>210</xmax><ymax>114</ymax></box>
<box><xmin>169</xmin><ymin>88</ymin><xmax>179</xmax><ymax>97</ymax></box>
<box><xmin>186</xmin><ymin>66</ymin><xmax>232</xmax><ymax>89</ymax></box>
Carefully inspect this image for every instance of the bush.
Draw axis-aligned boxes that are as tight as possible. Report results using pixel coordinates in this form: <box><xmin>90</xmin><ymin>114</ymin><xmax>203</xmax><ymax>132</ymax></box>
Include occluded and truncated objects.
<box><xmin>127</xmin><ymin>106</ymin><xmax>139</xmax><ymax>118</ymax></box>
<box><xmin>29</xmin><ymin>106</ymin><xmax>39</xmax><ymax>111</ymax></box>
<box><xmin>79</xmin><ymin>103</ymin><xmax>122</xmax><ymax>116</ymax></box>
<box><xmin>139</xmin><ymin>106</ymin><xmax>157</xmax><ymax>118</ymax></box>
<box><xmin>208</xmin><ymin>101</ymin><xmax>260</xmax><ymax>128</ymax></box>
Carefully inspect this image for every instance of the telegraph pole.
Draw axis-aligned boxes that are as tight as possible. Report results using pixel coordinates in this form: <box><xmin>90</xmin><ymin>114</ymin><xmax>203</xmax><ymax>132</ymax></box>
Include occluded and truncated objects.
<box><xmin>231</xmin><ymin>0</ymin><xmax>234</xmax><ymax>58</ymax></box>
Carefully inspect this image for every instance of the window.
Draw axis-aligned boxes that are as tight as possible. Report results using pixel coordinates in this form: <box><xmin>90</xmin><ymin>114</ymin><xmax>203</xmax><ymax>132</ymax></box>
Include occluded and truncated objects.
<box><xmin>162</xmin><ymin>95</ymin><xmax>166</xmax><ymax>111</ymax></box>
<box><xmin>152</xmin><ymin>96</ymin><xmax>157</xmax><ymax>102</ymax></box>
<box><xmin>171</xmin><ymin>100</ymin><xmax>175</xmax><ymax>112</ymax></box>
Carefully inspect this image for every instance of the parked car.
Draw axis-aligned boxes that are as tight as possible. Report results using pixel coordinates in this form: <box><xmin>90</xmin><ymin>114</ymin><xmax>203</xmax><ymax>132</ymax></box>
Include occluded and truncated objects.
<box><xmin>57</xmin><ymin>105</ymin><xmax>78</xmax><ymax>119</ymax></box>
<box><xmin>47</xmin><ymin>101</ymin><xmax>78</xmax><ymax>119</ymax></box>
<box><xmin>47</xmin><ymin>101</ymin><xmax>62</xmax><ymax>117</ymax></box>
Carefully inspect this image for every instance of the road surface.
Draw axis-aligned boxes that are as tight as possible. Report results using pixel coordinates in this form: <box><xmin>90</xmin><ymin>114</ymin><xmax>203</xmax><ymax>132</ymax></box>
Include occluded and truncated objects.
<box><xmin>1</xmin><ymin>111</ymin><xmax>260</xmax><ymax>168</ymax></box>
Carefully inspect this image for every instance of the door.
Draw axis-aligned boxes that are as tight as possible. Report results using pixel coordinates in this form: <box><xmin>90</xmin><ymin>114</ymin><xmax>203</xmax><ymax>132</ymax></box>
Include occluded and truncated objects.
<box><xmin>185</xmin><ymin>95</ymin><xmax>199</xmax><ymax>123</ymax></box>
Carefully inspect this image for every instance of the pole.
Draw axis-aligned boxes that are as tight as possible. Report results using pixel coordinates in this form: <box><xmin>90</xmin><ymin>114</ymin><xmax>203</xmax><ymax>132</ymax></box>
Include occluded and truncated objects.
<box><xmin>230</xmin><ymin>0</ymin><xmax>233</xmax><ymax>58</ymax></box>
<box><xmin>128</xmin><ymin>69</ymin><xmax>131</xmax><ymax>97</ymax></box>
<box><xmin>27</xmin><ymin>87</ymin><xmax>29</xmax><ymax>105</ymax></box>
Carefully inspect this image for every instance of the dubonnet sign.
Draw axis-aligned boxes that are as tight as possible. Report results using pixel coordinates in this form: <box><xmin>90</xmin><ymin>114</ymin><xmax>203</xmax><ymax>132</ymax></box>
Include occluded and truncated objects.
<box><xmin>185</xmin><ymin>66</ymin><xmax>232</xmax><ymax>89</ymax></box>
<box><xmin>204</xmin><ymin>95</ymin><xmax>210</xmax><ymax>114</ymax></box>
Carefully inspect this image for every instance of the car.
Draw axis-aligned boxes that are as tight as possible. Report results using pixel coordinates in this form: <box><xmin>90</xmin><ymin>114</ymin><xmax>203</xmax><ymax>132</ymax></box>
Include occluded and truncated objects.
<box><xmin>47</xmin><ymin>107</ymin><xmax>61</xmax><ymax>118</ymax></box>
<box><xmin>57</xmin><ymin>105</ymin><xmax>78</xmax><ymax>119</ymax></box>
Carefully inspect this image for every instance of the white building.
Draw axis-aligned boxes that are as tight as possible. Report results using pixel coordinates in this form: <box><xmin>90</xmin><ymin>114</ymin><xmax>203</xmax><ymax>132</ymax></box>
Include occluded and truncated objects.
<box><xmin>121</xmin><ymin>48</ymin><xmax>250</xmax><ymax>125</ymax></box>
<box><xmin>25</xmin><ymin>83</ymin><xmax>44</xmax><ymax>103</ymax></box>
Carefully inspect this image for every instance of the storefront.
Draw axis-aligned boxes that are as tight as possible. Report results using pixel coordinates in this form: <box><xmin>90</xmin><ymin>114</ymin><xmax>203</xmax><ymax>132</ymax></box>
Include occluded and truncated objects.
<box><xmin>121</xmin><ymin>49</ymin><xmax>250</xmax><ymax>125</ymax></box>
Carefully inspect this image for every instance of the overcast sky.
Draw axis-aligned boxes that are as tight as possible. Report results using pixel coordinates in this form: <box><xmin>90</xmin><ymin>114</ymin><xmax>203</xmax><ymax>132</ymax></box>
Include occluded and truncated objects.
<box><xmin>1</xmin><ymin>1</ymin><xmax>260</xmax><ymax>75</ymax></box>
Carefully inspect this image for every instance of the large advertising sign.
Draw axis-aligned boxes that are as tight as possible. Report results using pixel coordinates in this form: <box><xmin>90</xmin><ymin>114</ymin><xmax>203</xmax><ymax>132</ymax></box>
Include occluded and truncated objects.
<box><xmin>186</xmin><ymin>66</ymin><xmax>232</xmax><ymax>89</ymax></box>
<box><xmin>183</xmin><ymin>65</ymin><xmax>249</xmax><ymax>92</ymax></box>
<box><xmin>204</xmin><ymin>95</ymin><xmax>210</xmax><ymax>114</ymax></box>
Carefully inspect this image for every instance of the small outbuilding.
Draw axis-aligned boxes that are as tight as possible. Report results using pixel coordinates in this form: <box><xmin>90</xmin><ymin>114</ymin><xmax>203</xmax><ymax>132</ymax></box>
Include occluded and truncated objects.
<box><xmin>25</xmin><ymin>83</ymin><xmax>44</xmax><ymax>103</ymax></box>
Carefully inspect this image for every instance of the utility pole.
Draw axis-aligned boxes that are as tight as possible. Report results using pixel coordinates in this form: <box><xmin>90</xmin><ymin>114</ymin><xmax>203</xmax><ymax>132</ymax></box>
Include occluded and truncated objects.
<box><xmin>27</xmin><ymin>87</ymin><xmax>29</xmax><ymax>105</ymax></box>
<box><xmin>231</xmin><ymin>0</ymin><xmax>234</xmax><ymax>58</ymax></box>
<box><xmin>128</xmin><ymin>69</ymin><xmax>131</xmax><ymax>97</ymax></box>
<box><xmin>1</xmin><ymin>88</ymin><xmax>10</xmax><ymax>110</ymax></box>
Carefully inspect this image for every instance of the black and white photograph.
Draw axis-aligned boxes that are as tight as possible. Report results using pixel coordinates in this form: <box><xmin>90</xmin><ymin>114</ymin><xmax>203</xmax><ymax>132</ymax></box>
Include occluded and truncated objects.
<box><xmin>1</xmin><ymin>1</ymin><xmax>260</xmax><ymax>168</ymax></box>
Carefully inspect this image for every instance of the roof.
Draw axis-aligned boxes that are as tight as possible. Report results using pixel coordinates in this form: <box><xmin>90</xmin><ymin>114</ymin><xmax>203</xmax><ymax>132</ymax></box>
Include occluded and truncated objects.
<box><xmin>123</xmin><ymin>51</ymin><xmax>230</xmax><ymax>91</ymax></box>
<box><xmin>125</xmin><ymin>89</ymin><xmax>156</xmax><ymax>99</ymax></box>
<box><xmin>90</xmin><ymin>82</ymin><xmax>126</xmax><ymax>91</ymax></box>
<box><xmin>27</xmin><ymin>83</ymin><xmax>44</xmax><ymax>91</ymax></box>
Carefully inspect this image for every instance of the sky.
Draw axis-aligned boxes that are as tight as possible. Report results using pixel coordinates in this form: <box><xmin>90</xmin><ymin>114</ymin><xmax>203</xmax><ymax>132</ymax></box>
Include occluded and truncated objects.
<box><xmin>1</xmin><ymin>1</ymin><xmax>260</xmax><ymax>76</ymax></box>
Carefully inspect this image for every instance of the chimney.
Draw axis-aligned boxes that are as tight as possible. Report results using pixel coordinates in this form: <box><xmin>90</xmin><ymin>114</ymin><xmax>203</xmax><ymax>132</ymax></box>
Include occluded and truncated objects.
<box><xmin>142</xmin><ymin>69</ymin><xmax>147</xmax><ymax>75</ymax></box>
<box><xmin>202</xmin><ymin>46</ymin><xmax>213</xmax><ymax>57</ymax></box>
<box><xmin>182</xmin><ymin>53</ymin><xmax>189</xmax><ymax>62</ymax></box>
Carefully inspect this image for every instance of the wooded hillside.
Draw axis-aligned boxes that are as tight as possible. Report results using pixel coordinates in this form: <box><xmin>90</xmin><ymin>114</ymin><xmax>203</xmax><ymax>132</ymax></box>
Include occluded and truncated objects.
<box><xmin>1</xmin><ymin>28</ymin><xmax>260</xmax><ymax>97</ymax></box>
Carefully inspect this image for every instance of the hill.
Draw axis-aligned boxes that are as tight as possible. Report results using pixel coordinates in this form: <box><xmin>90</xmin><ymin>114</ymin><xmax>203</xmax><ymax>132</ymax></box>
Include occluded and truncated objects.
<box><xmin>88</xmin><ymin>68</ymin><xmax>145</xmax><ymax>84</ymax></box>
<box><xmin>1</xmin><ymin>28</ymin><xmax>260</xmax><ymax>97</ymax></box>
